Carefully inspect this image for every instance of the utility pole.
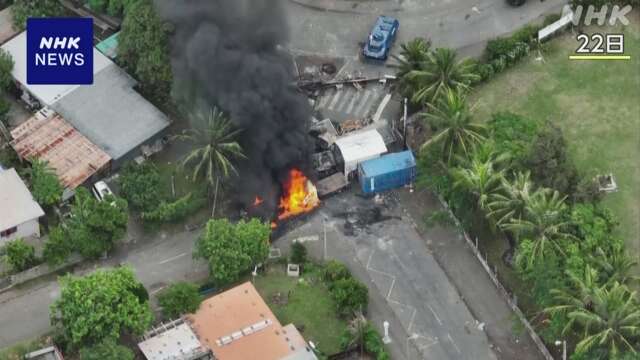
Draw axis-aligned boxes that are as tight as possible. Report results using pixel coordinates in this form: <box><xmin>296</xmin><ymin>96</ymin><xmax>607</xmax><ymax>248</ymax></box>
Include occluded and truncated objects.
<box><xmin>403</xmin><ymin>97</ymin><xmax>408</xmax><ymax>149</ymax></box>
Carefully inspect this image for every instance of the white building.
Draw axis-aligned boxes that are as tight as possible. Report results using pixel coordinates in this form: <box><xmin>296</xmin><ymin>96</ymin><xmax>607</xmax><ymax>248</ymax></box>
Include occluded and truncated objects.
<box><xmin>0</xmin><ymin>168</ymin><xmax>45</xmax><ymax>245</ymax></box>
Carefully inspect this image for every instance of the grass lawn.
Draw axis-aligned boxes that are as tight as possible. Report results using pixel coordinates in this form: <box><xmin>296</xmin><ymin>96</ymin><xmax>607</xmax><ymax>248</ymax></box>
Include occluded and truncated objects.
<box><xmin>470</xmin><ymin>12</ymin><xmax>640</xmax><ymax>258</ymax></box>
<box><xmin>254</xmin><ymin>265</ymin><xmax>348</xmax><ymax>356</ymax></box>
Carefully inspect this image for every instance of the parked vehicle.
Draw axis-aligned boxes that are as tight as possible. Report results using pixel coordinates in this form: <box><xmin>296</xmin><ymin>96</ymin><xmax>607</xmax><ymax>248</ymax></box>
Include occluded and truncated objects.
<box><xmin>92</xmin><ymin>180</ymin><xmax>113</xmax><ymax>202</ymax></box>
<box><xmin>363</xmin><ymin>15</ymin><xmax>399</xmax><ymax>61</ymax></box>
<box><xmin>358</xmin><ymin>150</ymin><xmax>416</xmax><ymax>194</ymax></box>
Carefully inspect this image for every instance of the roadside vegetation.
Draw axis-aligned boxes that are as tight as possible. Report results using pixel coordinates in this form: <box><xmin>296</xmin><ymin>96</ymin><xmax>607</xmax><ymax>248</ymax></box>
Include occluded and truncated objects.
<box><xmin>396</xmin><ymin>9</ymin><xmax>640</xmax><ymax>359</ymax></box>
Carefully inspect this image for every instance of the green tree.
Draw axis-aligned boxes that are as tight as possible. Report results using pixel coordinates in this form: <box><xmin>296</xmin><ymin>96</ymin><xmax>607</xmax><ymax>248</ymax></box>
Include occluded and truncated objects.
<box><xmin>421</xmin><ymin>89</ymin><xmax>485</xmax><ymax>164</ymax></box>
<box><xmin>118</xmin><ymin>0</ymin><xmax>173</xmax><ymax>102</ymax></box>
<box><xmin>11</xmin><ymin>0</ymin><xmax>64</xmax><ymax>30</ymax></box>
<box><xmin>117</xmin><ymin>162</ymin><xmax>162</xmax><ymax>212</ymax></box>
<box><xmin>158</xmin><ymin>282</ymin><xmax>202</xmax><ymax>319</ymax></box>
<box><xmin>451</xmin><ymin>156</ymin><xmax>503</xmax><ymax>212</ymax></box>
<box><xmin>525</xmin><ymin>122</ymin><xmax>578</xmax><ymax>196</ymax></box>
<box><xmin>403</xmin><ymin>47</ymin><xmax>479</xmax><ymax>105</ymax></box>
<box><xmin>176</xmin><ymin>107</ymin><xmax>245</xmax><ymax>216</ymax></box>
<box><xmin>28</xmin><ymin>158</ymin><xmax>63</xmax><ymax>208</ymax></box>
<box><xmin>330</xmin><ymin>277</ymin><xmax>369</xmax><ymax>317</ymax></box>
<box><xmin>394</xmin><ymin>38</ymin><xmax>431</xmax><ymax>77</ymax></box>
<box><xmin>505</xmin><ymin>190</ymin><xmax>575</xmax><ymax>267</ymax></box>
<box><xmin>290</xmin><ymin>242</ymin><xmax>308</xmax><ymax>264</ymax></box>
<box><xmin>323</xmin><ymin>260</ymin><xmax>352</xmax><ymax>286</ymax></box>
<box><xmin>50</xmin><ymin>267</ymin><xmax>153</xmax><ymax>348</ymax></box>
<box><xmin>3</xmin><ymin>238</ymin><xmax>37</xmax><ymax>272</ymax></box>
<box><xmin>66</xmin><ymin>188</ymin><xmax>128</xmax><ymax>259</ymax></box>
<box><xmin>0</xmin><ymin>48</ymin><xmax>14</xmax><ymax>91</ymax></box>
<box><xmin>488</xmin><ymin>171</ymin><xmax>537</xmax><ymax>228</ymax></box>
<box><xmin>487</xmin><ymin>112</ymin><xmax>539</xmax><ymax>170</ymax></box>
<box><xmin>546</xmin><ymin>280</ymin><xmax>640</xmax><ymax>357</ymax></box>
<box><xmin>42</xmin><ymin>226</ymin><xmax>73</xmax><ymax>266</ymax></box>
<box><xmin>195</xmin><ymin>218</ymin><xmax>270</xmax><ymax>285</ymax></box>
<box><xmin>79</xmin><ymin>340</ymin><xmax>134</xmax><ymax>360</ymax></box>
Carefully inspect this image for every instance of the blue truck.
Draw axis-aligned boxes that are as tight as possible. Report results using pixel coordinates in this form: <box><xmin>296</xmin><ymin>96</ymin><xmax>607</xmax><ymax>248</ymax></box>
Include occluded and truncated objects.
<box><xmin>358</xmin><ymin>150</ymin><xmax>416</xmax><ymax>194</ymax></box>
<box><xmin>363</xmin><ymin>15</ymin><xmax>399</xmax><ymax>61</ymax></box>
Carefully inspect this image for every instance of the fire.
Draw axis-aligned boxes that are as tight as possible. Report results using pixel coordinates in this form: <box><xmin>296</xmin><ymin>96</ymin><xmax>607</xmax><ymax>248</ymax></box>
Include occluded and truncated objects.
<box><xmin>253</xmin><ymin>196</ymin><xmax>264</xmax><ymax>206</ymax></box>
<box><xmin>277</xmin><ymin>169</ymin><xmax>319</xmax><ymax>221</ymax></box>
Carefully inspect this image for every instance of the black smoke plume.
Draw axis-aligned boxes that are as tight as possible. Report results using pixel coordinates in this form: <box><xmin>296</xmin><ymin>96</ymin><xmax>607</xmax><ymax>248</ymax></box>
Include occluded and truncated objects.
<box><xmin>156</xmin><ymin>0</ymin><xmax>313</xmax><ymax>217</ymax></box>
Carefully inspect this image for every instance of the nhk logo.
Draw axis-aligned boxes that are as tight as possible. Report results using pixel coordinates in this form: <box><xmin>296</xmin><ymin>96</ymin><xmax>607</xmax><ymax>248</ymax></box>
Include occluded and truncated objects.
<box><xmin>27</xmin><ymin>18</ymin><xmax>93</xmax><ymax>85</ymax></box>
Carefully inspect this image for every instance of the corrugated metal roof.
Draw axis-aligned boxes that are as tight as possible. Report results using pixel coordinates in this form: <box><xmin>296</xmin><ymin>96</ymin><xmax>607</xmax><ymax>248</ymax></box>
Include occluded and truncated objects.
<box><xmin>360</xmin><ymin>150</ymin><xmax>416</xmax><ymax>177</ymax></box>
<box><xmin>10</xmin><ymin>113</ymin><xmax>111</xmax><ymax>189</ymax></box>
<box><xmin>0</xmin><ymin>168</ymin><xmax>44</xmax><ymax>231</ymax></box>
<box><xmin>334</xmin><ymin>129</ymin><xmax>387</xmax><ymax>163</ymax></box>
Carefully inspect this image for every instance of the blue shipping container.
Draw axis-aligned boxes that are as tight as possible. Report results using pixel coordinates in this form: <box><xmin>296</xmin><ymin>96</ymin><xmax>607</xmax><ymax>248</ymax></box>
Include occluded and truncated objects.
<box><xmin>358</xmin><ymin>150</ymin><xmax>416</xmax><ymax>194</ymax></box>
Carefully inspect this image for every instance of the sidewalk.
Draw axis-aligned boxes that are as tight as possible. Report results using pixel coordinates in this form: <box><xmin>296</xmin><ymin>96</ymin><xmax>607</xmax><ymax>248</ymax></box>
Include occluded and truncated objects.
<box><xmin>397</xmin><ymin>187</ymin><xmax>545</xmax><ymax>360</ymax></box>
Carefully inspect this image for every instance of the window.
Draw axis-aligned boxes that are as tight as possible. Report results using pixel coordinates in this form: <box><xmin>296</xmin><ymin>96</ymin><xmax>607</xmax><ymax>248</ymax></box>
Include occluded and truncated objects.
<box><xmin>0</xmin><ymin>227</ymin><xmax>17</xmax><ymax>238</ymax></box>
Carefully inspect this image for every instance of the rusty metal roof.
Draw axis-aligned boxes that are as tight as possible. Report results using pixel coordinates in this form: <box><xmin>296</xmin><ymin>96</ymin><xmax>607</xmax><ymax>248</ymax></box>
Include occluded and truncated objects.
<box><xmin>10</xmin><ymin>113</ymin><xmax>111</xmax><ymax>189</ymax></box>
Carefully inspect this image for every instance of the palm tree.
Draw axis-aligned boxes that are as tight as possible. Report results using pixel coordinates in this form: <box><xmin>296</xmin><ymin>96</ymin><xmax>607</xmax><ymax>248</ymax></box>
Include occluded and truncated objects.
<box><xmin>591</xmin><ymin>247</ymin><xmax>640</xmax><ymax>286</ymax></box>
<box><xmin>421</xmin><ymin>89</ymin><xmax>485</xmax><ymax>164</ymax></box>
<box><xmin>176</xmin><ymin>107</ymin><xmax>245</xmax><ymax>216</ymax></box>
<box><xmin>393</xmin><ymin>38</ymin><xmax>431</xmax><ymax>91</ymax></box>
<box><xmin>403</xmin><ymin>47</ymin><xmax>479</xmax><ymax>105</ymax></box>
<box><xmin>451</xmin><ymin>157</ymin><xmax>503</xmax><ymax>212</ymax></box>
<box><xmin>547</xmin><ymin>279</ymin><xmax>640</xmax><ymax>356</ymax></box>
<box><xmin>503</xmin><ymin>189</ymin><xmax>575</xmax><ymax>266</ymax></box>
<box><xmin>488</xmin><ymin>171</ymin><xmax>538</xmax><ymax>228</ymax></box>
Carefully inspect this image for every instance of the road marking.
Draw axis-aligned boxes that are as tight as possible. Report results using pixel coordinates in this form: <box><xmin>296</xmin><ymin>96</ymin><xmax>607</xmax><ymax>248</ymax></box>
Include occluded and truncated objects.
<box><xmin>157</xmin><ymin>252</ymin><xmax>187</xmax><ymax>265</ymax></box>
<box><xmin>386</xmin><ymin>278</ymin><xmax>395</xmax><ymax>300</ymax></box>
<box><xmin>354</xmin><ymin>90</ymin><xmax>373</xmax><ymax>117</ymax></box>
<box><xmin>407</xmin><ymin>308</ymin><xmax>417</xmax><ymax>332</ymax></box>
<box><xmin>345</xmin><ymin>89</ymin><xmax>360</xmax><ymax>114</ymax></box>
<box><xmin>327</xmin><ymin>90</ymin><xmax>342</xmax><ymax>110</ymax></box>
<box><xmin>428</xmin><ymin>305</ymin><xmax>443</xmax><ymax>325</ymax></box>
<box><xmin>447</xmin><ymin>333</ymin><xmax>461</xmax><ymax>354</ymax></box>
<box><xmin>335</xmin><ymin>89</ymin><xmax>353</xmax><ymax>112</ymax></box>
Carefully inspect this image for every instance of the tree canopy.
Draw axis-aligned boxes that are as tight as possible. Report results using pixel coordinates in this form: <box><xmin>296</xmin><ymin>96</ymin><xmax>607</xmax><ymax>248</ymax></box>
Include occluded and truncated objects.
<box><xmin>158</xmin><ymin>282</ymin><xmax>202</xmax><ymax>319</ymax></box>
<box><xmin>0</xmin><ymin>48</ymin><xmax>14</xmax><ymax>91</ymax></box>
<box><xmin>28</xmin><ymin>158</ymin><xmax>63</xmax><ymax>208</ymax></box>
<box><xmin>195</xmin><ymin>218</ymin><xmax>270</xmax><ymax>285</ymax></box>
<box><xmin>11</xmin><ymin>0</ymin><xmax>64</xmax><ymax>30</ymax></box>
<box><xmin>66</xmin><ymin>187</ymin><xmax>128</xmax><ymax>259</ymax></box>
<box><xmin>79</xmin><ymin>340</ymin><xmax>135</xmax><ymax>360</ymax></box>
<box><xmin>51</xmin><ymin>267</ymin><xmax>153</xmax><ymax>347</ymax></box>
<box><xmin>118</xmin><ymin>0</ymin><xmax>173</xmax><ymax>103</ymax></box>
<box><xmin>117</xmin><ymin>162</ymin><xmax>162</xmax><ymax>212</ymax></box>
<box><xmin>3</xmin><ymin>238</ymin><xmax>37</xmax><ymax>272</ymax></box>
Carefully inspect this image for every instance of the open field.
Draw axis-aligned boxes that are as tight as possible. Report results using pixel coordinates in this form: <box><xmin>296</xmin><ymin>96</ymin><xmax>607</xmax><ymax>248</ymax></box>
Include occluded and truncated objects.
<box><xmin>471</xmin><ymin>12</ymin><xmax>640</xmax><ymax>257</ymax></box>
<box><xmin>254</xmin><ymin>265</ymin><xmax>347</xmax><ymax>356</ymax></box>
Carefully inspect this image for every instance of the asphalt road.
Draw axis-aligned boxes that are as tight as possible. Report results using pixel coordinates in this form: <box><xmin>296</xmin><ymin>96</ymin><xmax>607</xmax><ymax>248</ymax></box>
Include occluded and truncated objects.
<box><xmin>0</xmin><ymin>228</ymin><xmax>208</xmax><ymax>348</ymax></box>
<box><xmin>274</xmin><ymin>190</ymin><xmax>499</xmax><ymax>360</ymax></box>
<box><xmin>283</xmin><ymin>0</ymin><xmax>567</xmax><ymax>59</ymax></box>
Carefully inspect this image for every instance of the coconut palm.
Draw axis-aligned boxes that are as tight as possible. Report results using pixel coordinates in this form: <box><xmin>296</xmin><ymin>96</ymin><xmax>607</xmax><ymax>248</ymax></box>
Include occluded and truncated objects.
<box><xmin>503</xmin><ymin>189</ymin><xmax>576</xmax><ymax>265</ymax></box>
<box><xmin>421</xmin><ymin>89</ymin><xmax>485</xmax><ymax>164</ymax></box>
<box><xmin>451</xmin><ymin>156</ymin><xmax>503</xmax><ymax>212</ymax></box>
<box><xmin>176</xmin><ymin>107</ymin><xmax>246</xmax><ymax>216</ymax></box>
<box><xmin>487</xmin><ymin>171</ymin><xmax>539</xmax><ymax>228</ymax></box>
<box><xmin>548</xmin><ymin>279</ymin><xmax>640</xmax><ymax>356</ymax></box>
<box><xmin>403</xmin><ymin>47</ymin><xmax>479</xmax><ymax>105</ymax></box>
<box><xmin>393</xmin><ymin>37</ymin><xmax>431</xmax><ymax>80</ymax></box>
<box><xmin>591</xmin><ymin>247</ymin><xmax>640</xmax><ymax>286</ymax></box>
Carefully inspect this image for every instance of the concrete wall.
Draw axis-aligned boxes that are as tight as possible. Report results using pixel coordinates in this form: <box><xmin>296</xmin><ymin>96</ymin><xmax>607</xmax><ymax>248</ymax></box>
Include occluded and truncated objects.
<box><xmin>0</xmin><ymin>218</ymin><xmax>40</xmax><ymax>246</ymax></box>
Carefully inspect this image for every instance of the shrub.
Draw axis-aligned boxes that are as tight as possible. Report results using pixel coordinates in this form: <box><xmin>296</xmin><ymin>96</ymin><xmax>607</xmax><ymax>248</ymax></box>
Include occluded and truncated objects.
<box><xmin>79</xmin><ymin>340</ymin><xmax>134</xmax><ymax>360</ymax></box>
<box><xmin>323</xmin><ymin>260</ymin><xmax>352</xmax><ymax>286</ymax></box>
<box><xmin>43</xmin><ymin>226</ymin><xmax>73</xmax><ymax>267</ymax></box>
<box><xmin>543</xmin><ymin>13</ymin><xmax>562</xmax><ymax>27</ymax></box>
<box><xmin>118</xmin><ymin>162</ymin><xmax>162</xmax><ymax>212</ymax></box>
<box><xmin>487</xmin><ymin>112</ymin><xmax>540</xmax><ymax>169</ymax></box>
<box><xmin>511</xmin><ymin>24</ymin><xmax>541</xmax><ymax>44</ymax></box>
<box><xmin>477</xmin><ymin>63</ymin><xmax>495</xmax><ymax>82</ymax></box>
<box><xmin>490</xmin><ymin>56</ymin><xmax>507</xmax><ymax>73</ymax></box>
<box><xmin>3</xmin><ymin>239</ymin><xmax>37</xmax><ymax>272</ymax></box>
<box><xmin>141</xmin><ymin>192</ymin><xmax>207</xmax><ymax>223</ymax></box>
<box><xmin>486</xmin><ymin>37</ymin><xmax>517</xmax><ymax>62</ymax></box>
<box><xmin>363</xmin><ymin>323</ymin><xmax>390</xmax><ymax>360</ymax></box>
<box><xmin>330</xmin><ymin>278</ymin><xmax>369</xmax><ymax>316</ymax></box>
<box><xmin>158</xmin><ymin>282</ymin><xmax>202</xmax><ymax>319</ymax></box>
<box><xmin>290</xmin><ymin>242</ymin><xmax>308</xmax><ymax>264</ymax></box>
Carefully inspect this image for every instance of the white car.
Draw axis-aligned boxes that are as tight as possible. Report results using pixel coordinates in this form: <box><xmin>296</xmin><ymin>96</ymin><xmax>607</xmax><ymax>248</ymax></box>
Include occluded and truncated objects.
<box><xmin>92</xmin><ymin>181</ymin><xmax>113</xmax><ymax>202</ymax></box>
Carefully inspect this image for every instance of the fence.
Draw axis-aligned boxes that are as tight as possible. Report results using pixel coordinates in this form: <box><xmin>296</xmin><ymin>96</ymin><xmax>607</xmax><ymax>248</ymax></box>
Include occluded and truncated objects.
<box><xmin>437</xmin><ymin>195</ymin><xmax>555</xmax><ymax>360</ymax></box>
<box><xmin>0</xmin><ymin>254</ymin><xmax>83</xmax><ymax>294</ymax></box>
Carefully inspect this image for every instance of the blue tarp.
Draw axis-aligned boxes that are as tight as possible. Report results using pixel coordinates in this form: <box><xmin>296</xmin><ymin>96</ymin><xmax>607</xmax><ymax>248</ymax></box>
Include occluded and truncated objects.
<box><xmin>359</xmin><ymin>150</ymin><xmax>416</xmax><ymax>178</ymax></box>
<box><xmin>358</xmin><ymin>150</ymin><xmax>417</xmax><ymax>194</ymax></box>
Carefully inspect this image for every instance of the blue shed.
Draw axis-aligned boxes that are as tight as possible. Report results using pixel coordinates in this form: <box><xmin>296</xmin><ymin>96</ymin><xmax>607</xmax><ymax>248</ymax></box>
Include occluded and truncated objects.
<box><xmin>358</xmin><ymin>150</ymin><xmax>416</xmax><ymax>194</ymax></box>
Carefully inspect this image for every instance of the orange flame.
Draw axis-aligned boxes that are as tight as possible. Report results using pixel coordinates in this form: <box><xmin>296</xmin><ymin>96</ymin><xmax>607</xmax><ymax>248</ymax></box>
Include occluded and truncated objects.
<box><xmin>253</xmin><ymin>196</ymin><xmax>264</xmax><ymax>207</ymax></box>
<box><xmin>277</xmin><ymin>169</ymin><xmax>319</xmax><ymax>221</ymax></box>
